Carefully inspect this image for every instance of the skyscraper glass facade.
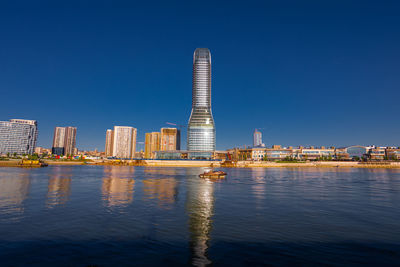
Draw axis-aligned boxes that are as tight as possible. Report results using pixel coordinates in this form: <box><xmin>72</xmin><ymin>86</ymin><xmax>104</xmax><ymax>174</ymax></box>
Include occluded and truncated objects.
<box><xmin>0</xmin><ymin>119</ymin><xmax>38</xmax><ymax>155</ymax></box>
<box><xmin>187</xmin><ymin>48</ymin><xmax>216</xmax><ymax>157</ymax></box>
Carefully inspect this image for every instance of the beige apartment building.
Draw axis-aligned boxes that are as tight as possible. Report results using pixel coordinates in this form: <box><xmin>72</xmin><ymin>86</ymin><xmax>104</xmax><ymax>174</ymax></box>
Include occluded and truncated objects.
<box><xmin>112</xmin><ymin>126</ymin><xmax>137</xmax><ymax>159</ymax></box>
<box><xmin>160</xmin><ymin>128</ymin><xmax>180</xmax><ymax>151</ymax></box>
<box><xmin>145</xmin><ymin>132</ymin><xmax>160</xmax><ymax>159</ymax></box>
<box><xmin>52</xmin><ymin>126</ymin><xmax>77</xmax><ymax>156</ymax></box>
<box><xmin>105</xmin><ymin>129</ymin><xmax>114</xmax><ymax>157</ymax></box>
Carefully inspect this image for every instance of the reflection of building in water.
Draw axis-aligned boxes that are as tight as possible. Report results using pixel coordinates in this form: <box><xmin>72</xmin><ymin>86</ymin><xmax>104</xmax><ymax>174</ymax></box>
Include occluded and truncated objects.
<box><xmin>186</xmin><ymin>176</ymin><xmax>215</xmax><ymax>266</ymax></box>
<box><xmin>142</xmin><ymin>178</ymin><xmax>178</xmax><ymax>207</ymax></box>
<box><xmin>102</xmin><ymin>166</ymin><xmax>135</xmax><ymax>207</ymax></box>
<box><xmin>143</xmin><ymin>167</ymin><xmax>180</xmax><ymax>176</ymax></box>
<box><xmin>0</xmin><ymin>172</ymin><xmax>31</xmax><ymax>215</ymax></box>
<box><xmin>46</xmin><ymin>167</ymin><xmax>72</xmax><ymax>207</ymax></box>
<box><xmin>251</xmin><ymin>168</ymin><xmax>267</xmax><ymax>201</ymax></box>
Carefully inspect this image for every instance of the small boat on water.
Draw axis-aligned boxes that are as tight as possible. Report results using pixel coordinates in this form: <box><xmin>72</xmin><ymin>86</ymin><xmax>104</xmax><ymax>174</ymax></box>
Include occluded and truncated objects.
<box><xmin>199</xmin><ymin>170</ymin><xmax>227</xmax><ymax>179</ymax></box>
<box><xmin>19</xmin><ymin>159</ymin><xmax>48</xmax><ymax>168</ymax></box>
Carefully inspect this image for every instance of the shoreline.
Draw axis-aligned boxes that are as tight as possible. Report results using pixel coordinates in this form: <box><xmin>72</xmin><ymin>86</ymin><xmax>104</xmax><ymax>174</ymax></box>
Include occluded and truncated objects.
<box><xmin>2</xmin><ymin>160</ymin><xmax>400</xmax><ymax>169</ymax></box>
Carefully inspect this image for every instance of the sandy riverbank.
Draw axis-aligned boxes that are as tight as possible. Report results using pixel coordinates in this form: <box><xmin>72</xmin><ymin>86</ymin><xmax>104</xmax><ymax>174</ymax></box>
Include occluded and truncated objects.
<box><xmin>2</xmin><ymin>160</ymin><xmax>400</xmax><ymax>169</ymax></box>
<box><xmin>44</xmin><ymin>160</ymin><xmax>86</xmax><ymax>165</ymax></box>
<box><xmin>0</xmin><ymin>160</ymin><xmax>86</xmax><ymax>167</ymax></box>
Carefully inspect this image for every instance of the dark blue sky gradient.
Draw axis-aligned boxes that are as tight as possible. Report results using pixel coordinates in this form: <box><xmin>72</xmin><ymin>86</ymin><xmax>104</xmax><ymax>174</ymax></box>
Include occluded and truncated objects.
<box><xmin>1</xmin><ymin>1</ymin><xmax>399</xmax><ymax>150</ymax></box>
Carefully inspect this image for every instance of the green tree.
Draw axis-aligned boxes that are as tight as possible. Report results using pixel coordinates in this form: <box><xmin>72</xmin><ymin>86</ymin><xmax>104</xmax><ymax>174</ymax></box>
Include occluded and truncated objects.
<box><xmin>28</xmin><ymin>154</ymin><xmax>39</xmax><ymax>160</ymax></box>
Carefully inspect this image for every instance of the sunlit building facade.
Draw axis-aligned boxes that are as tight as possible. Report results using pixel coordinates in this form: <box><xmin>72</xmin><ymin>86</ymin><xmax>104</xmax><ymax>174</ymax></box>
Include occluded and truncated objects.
<box><xmin>51</xmin><ymin>126</ymin><xmax>77</xmax><ymax>156</ymax></box>
<box><xmin>112</xmin><ymin>126</ymin><xmax>137</xmax><ymax>159</ymax></box>
<box><xmin>145</xmin><ymin>132</ymin><xmax>160</xmax><ymax>159</ymax></box>
<box><xmin>160</xmin><ymin>128</ymin><xmax>180</xmax><ymax>151</ymax></box>
<box><xmin>0</xmin><ymin>119</ymin><xmax>38</xmax><ymax>155</ymax></box>
<box><xmin>187</xmin><ymin>48</ymin><xmax>216</xmax><ymax>158</ymax></box>
<box><xmin>253</xmin><ymin>129</ymin><xmax>264</xmax><ymax>147</ymax></box>
<box><xmin>105</xmin><ymin>129</ymin><xmax>114</xmax><ymax>157</ymax></box>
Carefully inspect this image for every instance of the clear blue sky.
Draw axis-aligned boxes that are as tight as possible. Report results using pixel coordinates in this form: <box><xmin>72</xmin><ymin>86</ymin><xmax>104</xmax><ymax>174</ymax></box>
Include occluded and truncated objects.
<box><xmin>1</xmin><ymin>1</ymin><xmax>399</xmax><ymax>151</ymax></box>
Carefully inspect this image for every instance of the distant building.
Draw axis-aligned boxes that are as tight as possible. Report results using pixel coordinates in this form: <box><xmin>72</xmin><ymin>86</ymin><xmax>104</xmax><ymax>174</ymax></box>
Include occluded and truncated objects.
<box><xmin>112</xmin><ymin>126</ymin><xmax>137</xmax><ymax>159</ymax></box>
<box><xmin>160</xmin><ymin>128</ymin><xmax>180</xmax><ymax>151</ymax></box>
<box><xmin>253</xmin><ymin>129</ymin><xmax>265</xmax><ymax>148</ymax></box>
<box><xmin>299</xmin><ymin>147</ymin><xmax>335</xmax><ymax>160</ymax></box>
<box><xmin>145</xmin><ymin>132</ymin><xmax>160</xmax><ymax>159</ymax></box>
<box><xmin>155</xmin><ymin>150</ymin><xmax>227</xmax><ymax>160</ymax></box>
<box><xmin>34</xmin><ymin>147</ymin><xmax>51</xmax><ymax>155</ymax></box>
<box><xmin>0</xmin><ymin>119</ymin><xmax>38</xmax><ymax>155</ymax></box>
<box><xmin>367</xmin><ymin>147</ymin><xmax>386</xmax><ymax>160</ymax></box>
<box><xmin>134</xmin><ymin>150</ymin><xmax>145</xmax><ymax>159</ymax></box>
<box><xmin>344</xmin><ymin>146</ymin><xmax>366</xmax><ymax>159</ymax></box>
<box><xmin>386</xmin><ymin>148</ymin><xmax>400</xmax><ymax>160</ymax></box>
<box><xmin>52</xmin><ymin>126</ymin><xmax>77</xmax><ymax>156</ymax></box>
<box><xmin>105</xmin><ymin>129</ymin><xmax>114</xmax><ymax>157</ymax></box>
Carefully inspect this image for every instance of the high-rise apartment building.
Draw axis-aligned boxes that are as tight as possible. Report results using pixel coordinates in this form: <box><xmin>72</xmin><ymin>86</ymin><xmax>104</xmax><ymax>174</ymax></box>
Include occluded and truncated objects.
<box><xmin>187</xmin><ymin>48</ymin><xmax>216</xmax><ymax>155</ymax></box>
<box><xmin>112</xmin><ymin>126</ymin><xmax>137</xmax><ymax>159</ymax></box>
<box><xmin>160</xmin><ymin>128</ymin><xmax>180</xmax><ymax>151</ymax></box>
<box><xmin>253</xmin><ymin>129</ymin><xmax>264</xmax><ymax>147</ymax></box>
<box><xmin>105</xmin><ymin>129</ymin><xmax>114</xmax><ymax>157</ymax></box>
<box><xmin>52</xmin><ymin>126</ymin><xmax>77</xmax><ymax>156</ymax></box>
<box><xmin>0</xmin><ymin>119</ymin><xmax>38</xmax><ymax>155</ymax></box>
<box><xmin>145</xmin><ymin>132</ymin><xmax>160</xmax><ymax>158</ymax></box>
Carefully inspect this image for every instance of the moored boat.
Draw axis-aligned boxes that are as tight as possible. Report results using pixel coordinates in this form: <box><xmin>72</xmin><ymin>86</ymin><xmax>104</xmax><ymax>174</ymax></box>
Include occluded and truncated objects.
<box><xmin>19</xmin><ymin>159</ymin><xmax>48</xmax><ymax>167</ymax></box>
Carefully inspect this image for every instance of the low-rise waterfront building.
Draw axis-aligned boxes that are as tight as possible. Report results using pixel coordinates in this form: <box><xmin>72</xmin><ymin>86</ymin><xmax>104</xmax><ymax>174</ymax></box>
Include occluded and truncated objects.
<box><xmin>299</xmin><ymin>147</ymin><xmax>335</xmax><ymax>160</ymax></box>
<box><xmin>386</xmin><ymin>148</ymin><xmax>400</xmax><ymax>160</ymax></box>
<box><xmin>367</xmin><ymin>147</ymin><xmax>386</xmax><ymax>160</ymax></box>
<box><xmin>154</xmin><ymin>150</ymin><xmax>226</xmax><ymax>160</ymax></box>
<box><xmin>266</xmin><ymin>147</ymin><xmax>293</xmax><ymax>160</ymax></box>
<box><xmin>334</xmin><ymin>148</ymin><xmax>350</xmax><ymax>160</ymax></box>
<box><xmin>34</xmin><ymin>147</ymin><xmax>52</xmax><ymax>155</ymax></box>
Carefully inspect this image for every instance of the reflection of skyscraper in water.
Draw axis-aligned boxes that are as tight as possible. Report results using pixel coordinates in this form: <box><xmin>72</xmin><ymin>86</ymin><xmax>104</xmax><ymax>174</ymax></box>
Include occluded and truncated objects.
<box><xmin>186</xmin><ymin>174</ymin><xmax>215</xmax><ymax>266</ymax></box>
<box><xmin>250</xmin><ymin>168</ymin><xmax>267</xmax><ymax>205</ymax></box>
<box><xmin>102</xmin><ymin>166</ymin><xmax>135</xmax><ymax>207</ymax></box>
<box><xmin>0</xmin><ymin>171</ymin><xmax>31</xmax><ymax>218</ymax></box>
<box><xmin>142</xmin><ymin>178</ymin><xmax>178</xmax><ymax>208</ymax></box>
<box><xmin>46</xmin><ymin>167</ymin><xmax>72</xmax><ymax>207</ymax></box>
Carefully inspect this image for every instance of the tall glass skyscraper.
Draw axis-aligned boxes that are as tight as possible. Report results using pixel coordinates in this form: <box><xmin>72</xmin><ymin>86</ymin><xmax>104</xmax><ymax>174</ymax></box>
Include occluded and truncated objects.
<box><xmin>187</xmin><ymin>48</ymin><xmax>216</xmax><ymax>157</ymax></box>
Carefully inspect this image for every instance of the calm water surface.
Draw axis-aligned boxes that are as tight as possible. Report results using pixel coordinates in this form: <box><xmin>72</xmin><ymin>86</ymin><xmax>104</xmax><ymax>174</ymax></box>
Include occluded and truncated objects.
<box><xmin>0</xmin><ymin>166</ymin><xmax>399</xmax><ymax>266</ymax></box>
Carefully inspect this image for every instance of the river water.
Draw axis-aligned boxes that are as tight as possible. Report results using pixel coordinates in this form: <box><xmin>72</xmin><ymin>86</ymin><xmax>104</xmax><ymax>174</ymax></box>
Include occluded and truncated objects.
<box><xmin>0</xmin><ymin>166</ymin><xmax>399</xmax><ymax>266</ymax></box>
